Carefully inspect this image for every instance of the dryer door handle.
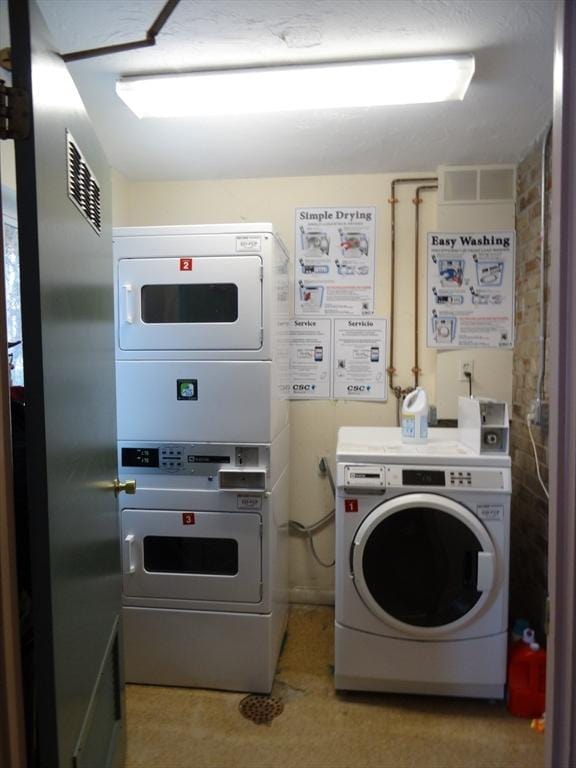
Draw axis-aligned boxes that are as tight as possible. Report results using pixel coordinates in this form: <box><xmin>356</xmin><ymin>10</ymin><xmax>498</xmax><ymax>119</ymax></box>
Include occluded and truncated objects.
<box><xmin>122</xmin><ymin>284</ymin><xmax>135</xmax><ymax>324</ymax></box>
<box><xmin>123</xmin><ymin>534</ymin><xmax>136</xmax><ymax>575</ymax></box>
<box><xmin>476</xmin><ymin>551</ymin><xmax>495</xmax><ymax>592</ymax></box>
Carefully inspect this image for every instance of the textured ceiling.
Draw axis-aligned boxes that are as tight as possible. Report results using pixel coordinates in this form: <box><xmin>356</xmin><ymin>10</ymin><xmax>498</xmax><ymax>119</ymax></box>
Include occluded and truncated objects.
<box><xmin>33</xmin><ymin>0</ymin><xmax>556</xmax><ymax>181</ymax></box>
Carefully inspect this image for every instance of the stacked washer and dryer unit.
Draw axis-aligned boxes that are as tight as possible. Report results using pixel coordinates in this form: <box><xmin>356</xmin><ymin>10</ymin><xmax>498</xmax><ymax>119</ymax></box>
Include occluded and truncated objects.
<box><xmin>114</xmin><ymin>224</ymin><xmax>290</xmax><ymax>693</ymax></box>
<box><xmin>335</xmin><ymin>415</ymin><xmax>511</xmax><ymax>699</ymax></box>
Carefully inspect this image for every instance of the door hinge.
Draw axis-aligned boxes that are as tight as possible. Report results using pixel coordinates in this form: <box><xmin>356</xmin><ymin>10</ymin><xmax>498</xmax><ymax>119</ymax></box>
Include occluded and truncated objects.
<box><xmin>0</xmin><ymin>79</ymin><xmax>30</xmax><ymax>140</ymax></box>
<box><xmin>0</xmin><ymin>48</ymin><xmax>11</xmax><ymax>72</ymax></box>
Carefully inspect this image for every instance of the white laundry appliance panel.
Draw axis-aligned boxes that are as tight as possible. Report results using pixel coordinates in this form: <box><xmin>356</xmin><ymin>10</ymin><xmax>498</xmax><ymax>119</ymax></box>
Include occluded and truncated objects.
<box><xmin>118</xmin><ymin>441</ymin><xmax>270</xmax><ymax>490</ymax></box>
<box><xmin>336</xmin><ymin>426</ymin><xmax>512</xmax><ymax>468</ymax></box>
<box><xmin>123</xmin><ymin>608</ymin><xmax>281</xmax><ymax>694</ymax></box>
<box><xmin>114</xmin><ymin>224</ymin><xmax>289</xmax><ymax>361</ymax></box>
<box><xmin>119</xmin><ymin>466</ymin><xmax>290</xmax><ymax>693</ymax></box>
<box><xmin>335</xmin><ymin>626</ymin><xmax>507</xmax><ymax>698</ymax></box>
<box><xmin>334</xmin><ymin>426</ymin><xmax>511</xmax><ymax>699</ymax></box>
<box><xmin>119</xmin><ymin>475</ymin><xmax>289</xmax><ymax>618</ymax></box>
<box><xmin>117</xmin><ymin>426</ymin><xmax>289</xmax><ymax>494</ymax></box>
<box><xmin>116</xmin><ymin>359</ymin><xmax>288</xmax><ymax>444</ymax></box>
<box><xmin>118</xmin><ymin>427</ymin><xmax>290</xmax><ymax>613</ymax></box>
<box><xmin>121</xmin><ymin>507</ymin><xmax>262</xmax><ymax>604</ymax></box>
<box><xmin>118</xmin><ymin>255</ymin><xmax>262</xmax><ymax>352</ymax></box>
<box><xmin>118</xmin><ymin>437</ymin><xmax>290</xmax><ymax>616</ymax></box>
<box><xmin>336</xmin><ymin>481</ymin><xmax>510</xmax><ymax>642</ymax></box>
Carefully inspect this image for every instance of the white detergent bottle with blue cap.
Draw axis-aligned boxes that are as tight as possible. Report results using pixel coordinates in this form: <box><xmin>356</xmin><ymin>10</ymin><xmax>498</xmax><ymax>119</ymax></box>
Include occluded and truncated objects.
<box><xmin>401</xmin><ymin>387</ymin><xmax>429</xmax><ymax>444</ymax></box>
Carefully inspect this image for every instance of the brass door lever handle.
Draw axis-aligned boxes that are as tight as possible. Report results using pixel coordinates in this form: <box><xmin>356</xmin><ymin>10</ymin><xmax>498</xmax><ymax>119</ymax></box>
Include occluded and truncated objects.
<box><xmin>113</xmin><ymin>478</ymin><xmax>136</xmax><ymax>497</ymax></box>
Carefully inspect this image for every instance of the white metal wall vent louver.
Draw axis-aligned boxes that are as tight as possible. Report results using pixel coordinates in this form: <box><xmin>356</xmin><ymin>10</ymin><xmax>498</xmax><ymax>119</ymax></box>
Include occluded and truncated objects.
<box><xmin>66</xmin><ymin>131</ymin><xmax>102</xmax><ymax>234</ymax></box>
<box><xmin>438</xmin><ymin>165</ymin><xmax>517</xmax><ymax>205</ymax></box>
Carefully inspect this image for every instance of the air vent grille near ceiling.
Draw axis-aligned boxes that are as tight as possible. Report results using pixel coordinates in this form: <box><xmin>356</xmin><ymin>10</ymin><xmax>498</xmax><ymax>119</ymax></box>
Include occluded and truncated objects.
<box><xmin>438</xmin><ymin>165</ymin><xmax>516</xmax><ymax>205</ymax></box>
<box><xmin>66</xmin><ymin>131</ymin><xmax>102</xmax><ymax>234</ymax></box>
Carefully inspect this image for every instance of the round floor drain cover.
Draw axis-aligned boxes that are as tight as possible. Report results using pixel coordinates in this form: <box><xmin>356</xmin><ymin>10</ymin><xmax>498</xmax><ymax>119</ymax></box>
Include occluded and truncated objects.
<box><xmin>239</xmin><ymin>694</ymin><xmax>284</xmax><ymax>724</ymax></box>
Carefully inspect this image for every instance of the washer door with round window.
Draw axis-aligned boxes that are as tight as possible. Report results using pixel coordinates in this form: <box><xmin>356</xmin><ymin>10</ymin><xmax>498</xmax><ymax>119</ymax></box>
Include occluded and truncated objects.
<box><xmin>352</xmin><ymin>493</ymin><xmax>498</xmax><ymax>638</ymax></box>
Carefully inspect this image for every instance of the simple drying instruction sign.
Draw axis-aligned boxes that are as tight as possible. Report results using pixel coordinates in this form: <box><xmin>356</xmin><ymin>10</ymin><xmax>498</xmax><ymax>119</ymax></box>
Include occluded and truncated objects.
<box><xmin>288</xmin><ymin>318</ymin><xmax>332</xmax><ymax>399</ymax></box>
<box><xmin>427</xmin><ymin>231</ymin><xmax>515</xmax><ymax>348</ymax></box>
<box><xmin>294</xmin><ymin>207</ymin><xmax>376</xmax><ymax>316</ymax></box>
<box><xmin>333</xmin><ymin>318</ymin><xmax>387</xmax><ymax>401</ymax></box>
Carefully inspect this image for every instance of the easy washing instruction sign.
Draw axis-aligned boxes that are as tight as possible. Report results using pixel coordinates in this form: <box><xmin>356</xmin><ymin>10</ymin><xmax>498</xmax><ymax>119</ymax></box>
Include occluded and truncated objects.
<box><xmin>427</xmin><ymin>231</ymin><xmax>515</xmax><ymax>348</ymax></box>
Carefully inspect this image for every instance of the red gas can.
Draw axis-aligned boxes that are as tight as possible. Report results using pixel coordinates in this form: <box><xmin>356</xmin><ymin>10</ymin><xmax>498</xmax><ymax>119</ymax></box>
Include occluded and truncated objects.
<box><xmin>507</xmin><ymin>637</ymin><xmax>547</xmax><ymax>718</ymax></box>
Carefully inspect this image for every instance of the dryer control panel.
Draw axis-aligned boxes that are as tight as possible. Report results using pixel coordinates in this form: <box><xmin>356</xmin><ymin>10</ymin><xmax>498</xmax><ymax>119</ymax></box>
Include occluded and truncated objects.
<box><xmin>118</xmin><ymin>441</ymin><xmax>266</xmax><ymax>476</ymax></box>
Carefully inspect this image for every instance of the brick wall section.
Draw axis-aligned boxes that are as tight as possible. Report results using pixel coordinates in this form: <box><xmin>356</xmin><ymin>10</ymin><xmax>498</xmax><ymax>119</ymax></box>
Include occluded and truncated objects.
<box><xmin>509</xmin><ymin>131</ymin><xmax>551</xmax><ymax>638</ymax></box>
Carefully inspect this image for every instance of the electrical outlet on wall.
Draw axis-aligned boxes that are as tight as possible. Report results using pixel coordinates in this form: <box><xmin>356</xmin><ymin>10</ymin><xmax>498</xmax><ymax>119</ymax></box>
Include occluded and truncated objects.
<box><xmin>529</xmin><ymin>399</ymin><xmax>549</xmax><ymax>431</ymax></box>
<box><xmin>459</xmin><ymin>360</ymin><xmax>474</xmax><ymax>381</ymax></box>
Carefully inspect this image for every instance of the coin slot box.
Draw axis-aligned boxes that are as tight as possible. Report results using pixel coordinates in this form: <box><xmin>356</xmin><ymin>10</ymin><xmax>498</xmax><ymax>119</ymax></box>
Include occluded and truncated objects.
<box><xmin>458</xmin><ymin>397</ymin><xmax>509</xmax><ymax>455</ymax></box>
<box><xmin>218</xmin><ymin>469</ymin><xmax>267</xmax><ymax>491</ymax></box>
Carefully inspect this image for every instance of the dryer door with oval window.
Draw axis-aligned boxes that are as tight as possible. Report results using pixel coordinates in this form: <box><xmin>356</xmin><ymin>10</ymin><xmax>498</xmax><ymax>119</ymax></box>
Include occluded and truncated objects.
<box><xmin>352</xmin><ymin>493</ymin><xmax>497</xmax><ymax>637</ymax></box>
<box><xmin>117</xmin><ymin>255</ymin><xmax>263</xmax><ymax>351</ymax></box>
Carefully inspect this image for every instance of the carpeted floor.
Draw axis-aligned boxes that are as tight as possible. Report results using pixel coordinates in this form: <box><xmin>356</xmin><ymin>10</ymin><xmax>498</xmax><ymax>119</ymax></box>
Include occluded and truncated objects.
<box><xmin>125</xmin><ymin>605</ymin><xmax>545</xmax><ymax>768</ymax></box>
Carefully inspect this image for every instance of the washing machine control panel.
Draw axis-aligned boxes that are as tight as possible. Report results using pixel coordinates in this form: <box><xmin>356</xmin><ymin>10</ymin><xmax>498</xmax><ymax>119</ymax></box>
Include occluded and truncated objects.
<box><xmin>402</xmin><ymin>468</ymin><xmax>446</xmax><ymax>486</ymax></box>
<box><xmin>342</xmin><ymin>464</ymin><xmax>510</xmax><ymax>493</ymax></box>
<box><xmin>448</xmin><ymin>470</ymin><xmax>473</xmax><ymax>487</ymax></box>
<box><xmin>344</xmin><ymin>465</ymin><xmax>386</xmax><ymax>489</ymax></box>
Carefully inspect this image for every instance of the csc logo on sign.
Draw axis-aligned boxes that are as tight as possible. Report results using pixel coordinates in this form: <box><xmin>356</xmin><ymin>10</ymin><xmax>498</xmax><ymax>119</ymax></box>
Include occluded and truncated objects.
<box><xmin>347</xmin><ymin>384</ymin><xmax>368</xmax><ymax>393</ymax></box>
<box><xmin>292</xmin><ymin>384</ymin><xmax>316</xmax><ymax>392</ymax></box>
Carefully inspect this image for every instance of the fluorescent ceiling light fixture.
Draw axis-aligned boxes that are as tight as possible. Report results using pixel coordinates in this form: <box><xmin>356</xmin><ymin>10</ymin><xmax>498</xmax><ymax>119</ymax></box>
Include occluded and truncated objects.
<box><xmin>116</xmin><ymin>54</ymin><xmax>475</xmax><ymax>118</ymax></box>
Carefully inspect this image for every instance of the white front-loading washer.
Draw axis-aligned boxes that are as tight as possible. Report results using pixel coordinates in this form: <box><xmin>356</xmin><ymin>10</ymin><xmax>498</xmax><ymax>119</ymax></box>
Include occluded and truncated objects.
<box><xmin>335</xmin><ymin>427</ymin><xmax>511</xmax><ymax>699</ymax></box>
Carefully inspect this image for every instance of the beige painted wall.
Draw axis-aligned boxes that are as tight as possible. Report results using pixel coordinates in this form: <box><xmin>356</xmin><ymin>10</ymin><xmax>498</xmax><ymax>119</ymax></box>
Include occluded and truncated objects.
<box><xmin>113</xmin><ymin>172</ymin><xmax>514</xmax><ymax>602</ymax></box>
<box><xmin>112</xmin><ymin>171</ymin><xmax>439</xmax><ymax>602</ymax></box>
<box><xmin>0</xmin><ymin>142</ymin><xmax>16</xmax><ymax>192</ymax></box>
<box><xmin>2</xmin><ymin>156</ymin><xmax>516</xmax><ymax>603</ymax></box>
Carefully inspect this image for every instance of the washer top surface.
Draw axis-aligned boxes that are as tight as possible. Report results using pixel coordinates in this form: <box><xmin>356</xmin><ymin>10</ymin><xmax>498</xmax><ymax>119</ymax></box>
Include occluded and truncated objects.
<box><xmin>337</xmin><ymin>427</ymin><xmax>511</xmax><ymax>468</ymax></box>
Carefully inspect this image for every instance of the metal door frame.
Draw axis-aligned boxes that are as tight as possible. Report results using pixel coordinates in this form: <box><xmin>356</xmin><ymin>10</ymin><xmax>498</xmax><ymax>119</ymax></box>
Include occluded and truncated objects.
<box><xmin>0</xmin><ymin>172</ymin><xmax>27</xmax><ymax>768</ymax></box>
<box><xmin>547</xmin><ymin>1</ymin><xmax>576</xmax><ymax>765</ymax></box>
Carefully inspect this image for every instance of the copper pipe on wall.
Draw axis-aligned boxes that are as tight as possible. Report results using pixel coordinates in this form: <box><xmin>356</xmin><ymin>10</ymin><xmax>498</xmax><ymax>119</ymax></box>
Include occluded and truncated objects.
<box><xmin>412</xmin><ymin>184</ymin><xmax>438</xmax><ymax>388</ymax></box>
<box><xmin>388</xmin><ymin>177</ymin><xmax>437</xmax><ymax>399</ymax></box>
<box><xmin>62</xmin><ymin>0</ymin><xmax>180</xmax><ymax>62</ymax></box>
